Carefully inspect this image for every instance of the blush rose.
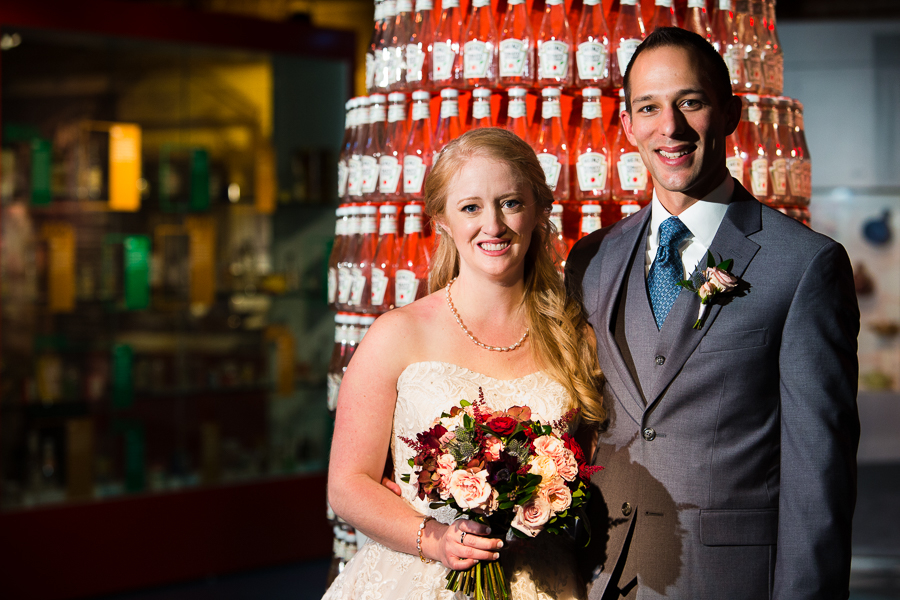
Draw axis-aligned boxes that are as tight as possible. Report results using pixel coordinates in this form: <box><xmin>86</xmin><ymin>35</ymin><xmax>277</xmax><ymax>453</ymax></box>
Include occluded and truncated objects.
<box><xmin>511</xmin><ymin>496</ymin><xmax>552</xmax><ymax>537</ymax></box>
<box><xmin>448</xmin><ymin>469</ymin><xmax>493</xmax><ymax>511</ymax></box>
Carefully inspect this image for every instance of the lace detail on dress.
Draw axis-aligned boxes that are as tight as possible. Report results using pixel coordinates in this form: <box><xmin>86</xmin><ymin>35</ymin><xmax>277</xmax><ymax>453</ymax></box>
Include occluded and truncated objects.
<box><xmin>323</xmin><ymin>361</ymin><xmax>584</xmax><ymax>600</ymax></box>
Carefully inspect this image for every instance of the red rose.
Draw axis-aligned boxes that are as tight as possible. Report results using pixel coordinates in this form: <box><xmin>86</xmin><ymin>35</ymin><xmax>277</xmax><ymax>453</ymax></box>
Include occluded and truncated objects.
<box><xmin>488</xmin><ymin>416</ymin><xmax>517</xmax><ymax>435</ymax></box>
<box><xmin>562</xmin><ymin>434</ymin><xmax>585</xmax><ymax>463</ymax></box>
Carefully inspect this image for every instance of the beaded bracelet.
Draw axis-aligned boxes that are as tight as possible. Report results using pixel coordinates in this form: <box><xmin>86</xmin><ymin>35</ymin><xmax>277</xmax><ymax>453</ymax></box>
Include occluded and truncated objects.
<box><xmin>416</xmin><ymin>516</ymin><xmax>435</xmax><ymax>564</ymax></box>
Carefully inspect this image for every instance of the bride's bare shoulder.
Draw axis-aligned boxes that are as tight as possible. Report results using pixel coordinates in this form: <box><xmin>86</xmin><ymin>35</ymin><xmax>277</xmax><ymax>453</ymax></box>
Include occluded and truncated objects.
<box><xmin>356</xmin><ymin>290</ymin><xmax>447</xmax><ymax>366</ymax></box>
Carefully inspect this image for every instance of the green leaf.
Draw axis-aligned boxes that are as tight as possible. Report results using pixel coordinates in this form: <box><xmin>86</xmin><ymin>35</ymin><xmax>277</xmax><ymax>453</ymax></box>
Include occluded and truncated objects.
<box><xmin>460</xmin><ymin>399</ymin><xmax>471</xmax><ymax>407</ymax></box>
<box><xmin>718</xmin><ymin>258</ymin><xmax>734</xmax><ymax>272</ymax></box>
<box><xmin>575</xmin><ymin>506</ymin><xmax>592</xmax><ymax>547</ymax></box>
<box><xmin>408</xmin><ymin>458</ymin><xmax>415</xmax><ymax>468</ymax></box>
<box><xmin>463</xmin><ymin>414</ymin><xmax>473</xmax><ymax>429</ymax></box>
<box><xmin>706</xmin><ymin>251</ymin><xmax>716</xmax><ymax>269</ymax></box>
<box><xmin>429</xmin><ymin>501</ymin><xmax>448</xmax><ymax>509</ymax></box>
<box><xmin>401</xmin><ymin>474</ymin><xmax>410</xmax><ymax>483</ymax></box>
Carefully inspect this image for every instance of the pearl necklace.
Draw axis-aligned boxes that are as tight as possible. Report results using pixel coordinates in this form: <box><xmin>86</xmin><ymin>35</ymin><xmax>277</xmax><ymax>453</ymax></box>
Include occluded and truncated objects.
<box><xmin>445</xmin><ymin>279</ymin><xmax>529</xmax><ymax>352</ymax></box>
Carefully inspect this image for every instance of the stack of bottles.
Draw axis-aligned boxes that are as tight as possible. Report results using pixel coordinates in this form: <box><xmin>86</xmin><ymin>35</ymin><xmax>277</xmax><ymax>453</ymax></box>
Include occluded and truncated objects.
<box><xmin>327</xmin><ymin>0</ymin><xmax>810</xmax><ymax>577</ymax></box>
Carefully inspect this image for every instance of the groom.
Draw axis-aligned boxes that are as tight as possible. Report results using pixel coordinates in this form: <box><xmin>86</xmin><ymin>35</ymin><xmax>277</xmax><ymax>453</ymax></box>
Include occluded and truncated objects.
<box><xmin>566</xmin><ymin>28</ymin><xmax>860</xmax><ymax>599</ymax></box>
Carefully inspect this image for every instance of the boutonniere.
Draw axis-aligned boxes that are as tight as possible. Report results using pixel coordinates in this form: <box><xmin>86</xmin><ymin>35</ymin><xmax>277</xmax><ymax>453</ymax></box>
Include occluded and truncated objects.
<box><xmin>677</xmin><ymin>252</ymin><xmax>739</xmax><ymax>329</ymax></box>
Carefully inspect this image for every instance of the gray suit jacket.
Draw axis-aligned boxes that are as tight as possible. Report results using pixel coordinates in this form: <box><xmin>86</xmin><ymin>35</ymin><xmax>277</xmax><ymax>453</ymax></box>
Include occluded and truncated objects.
<box><xmin>566</xmin><ymin>182</ymin><xmax>860</xmax><ymax>600</ymax></box>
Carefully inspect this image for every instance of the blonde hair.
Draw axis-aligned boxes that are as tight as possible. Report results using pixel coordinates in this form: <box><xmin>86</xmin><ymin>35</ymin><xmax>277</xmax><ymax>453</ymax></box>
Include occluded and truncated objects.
<box><xmin>424</xmin><ymin>128</ymin><xmax>605</xmax><ymax>424</ymax></box>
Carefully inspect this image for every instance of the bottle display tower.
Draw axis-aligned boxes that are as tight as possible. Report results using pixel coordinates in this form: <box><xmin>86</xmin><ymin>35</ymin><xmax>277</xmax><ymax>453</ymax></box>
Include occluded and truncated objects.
<box><xmin>326</xmin><ymin>0</ymin><xmax>810</xmax><ymax>580</ymax></box>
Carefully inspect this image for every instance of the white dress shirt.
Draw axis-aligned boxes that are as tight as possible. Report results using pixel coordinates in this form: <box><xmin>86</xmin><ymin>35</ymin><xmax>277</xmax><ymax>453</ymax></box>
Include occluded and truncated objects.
<box><xmin>645</xmin><ymin>176</ymin><xmax>735</xmax><ymax>278</ymax></box>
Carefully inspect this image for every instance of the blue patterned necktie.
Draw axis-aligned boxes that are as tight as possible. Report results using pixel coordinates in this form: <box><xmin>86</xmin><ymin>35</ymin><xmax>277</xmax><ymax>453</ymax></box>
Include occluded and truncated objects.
<box><xmin>648</xmin><ymin>216</ymin><xmax>692</xmax><ymax>329</ymax></box>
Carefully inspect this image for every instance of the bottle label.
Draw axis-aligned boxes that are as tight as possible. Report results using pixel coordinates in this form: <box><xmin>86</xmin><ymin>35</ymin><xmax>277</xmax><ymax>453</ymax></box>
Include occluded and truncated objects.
<box><xmin>348</xmin><ymin>156</ymin><xmax>363</xmax><ymax>197</ymax></box>
<box><xmin>472</xmin><ymin>0</ymin><xmax>490</xmax><ymax>7</ymax></box>
<box><xmin>499</xmin><ymin>38</ymin><xmax>528</xmax><ymax>77</ymax></box>
<box><xmin>360</xmin><ymin>156</ymin><xmax>379</xmax><ymax>194</ymax></box>
<box><xmin>537</xmin><ymin>153</ymin><xmax>562</xmax><ymax>190</ymax></box>
<box><xmin>441</xmin><ymin>99</ymin><xmax>459</xmax><ymax>118</ymax></box>
<box><xmin>508</xmin><ymin>100</ymin><xmax>527</xmax><ymax>119</ymax></box>
<box><xmin>328</xmin><ymin>267</ymin><xmax>337</xmax><ymax>304</ymax></box>
<box><xmin>337</xmin><ymin>266</ymin><xmax>354</xmax><ymax>303</ymax></box>
<box><xmin>718</xmin><ymin>0</ymin><xmax>731</xmax><ymax>8</ymax></box>
<box><xmin>412</xmin><ymin>102</ymin><xmax>431</xmax><ymax>121</ymax></box>
<box><xmin>616</xmin><ymin>39</ymin><xmax>642</xmax><ymax>74</ymax></box>
<box><xmin>338</xmin><ymin>160</ymin><xmax>349</xmax><ymax>197</ymax></box>
<box><xmin>770</xmin><ymin>158</ymin><xmax>788</xmax><ymax>196</ymax></box>
<box><xmin>546</xmin><ymin>0</ymin><xmax>564</xmax><ymax>4</ymax></box>
<box><xmin>379</xmin><ymin>155</ymin><xmax>402</xmax><ymax>193</ymax></box>
<box><xmin>371</xmin><ymin>268</ymin><xmax>389</xmax><ymax>306</ymax></box>
<box><xmin>395</xmin><ymin>269</ymin><xmax>420</xmax><ymax>306</ymax></box>
<box><xmin>617</xmin><ymin>152</ymin><xmax>648</xmax><ymax>191</ymax></box>
<box><xmin>726</xmin><ymin>156</ymin><xmax>744</xmax><ymax>185</ymax></box>
<box><xmin>687</xmin><ymin>0</ymin><xmax>705</xmax><ymax>7</ymax></box>
<box><xmin>464</xmin><ymin>40</ymin><xmax>491</xmax><ymax>79</ymax></box>
<box><xmin>326</xmin><ymin>373</ymin><xmax>341</xmax><ymax>411</ymax></box>
<box><xmin>751</xmin><ymin>157</ymin><xmax>768</xmax><ymax>196</ymax></box>
<box><xmin>406</xmin><ymin>44</ymin><xmax>426</xmax><ymax>82</ymax></box>
<box><xmin>366</xmin><ymin>53</ymin><xmax>375</xmax><ymax>90</ymax></box>
<box><xmin>539</xmin><ymin>41</ymin><xmax>570</xmax><ymax>79</ymax></box>
<box><xmin>542</xmin><ymin>100</ymin><xmax>562</xmax><ymax>119</ymax></box>
<box><xmin>473</xmin><ymin>101</ymin><xmax>491</xmax><ymax>120</ymax></box>
<box><xmin>416</xmin><ymin>0</ymin><xmax>434</xmax><ymax>8</ymax></box>
<box><xmin>582</xmin><ymin>101</ymin><xmax>601</xmax><ymax>120</ymax></box>
<box><xmin>748</xmin><ymin>105</ymin><xmax>762</xmax><ymax>123</ymax></box>
<box><xmin>576</xmin><ymin>41</ymin><xmax>609</xmax><ymax>80</ymax></box>
<box><xmin>379</xmin><ymin>217</ymin><xmax>398</xmax><ymax>236</ymax></box>
<box><xmin>388</xmin><ymin>104</ymin><xmax>406</xmax><ymax>123</ymax></box>
<box><xmin>576</xmin><ymin>152</ymin><xmax>609</xmax><ymax>191</ymax></box>
<box><xmin>403</xmin><ymin>154</ymin><xmax>427</xmax><ymax>194</ymax></box>
<box><xmin>432</xmin><ymin>41</ymin><xmax>454</xmax><ymax>81</ymax></box>
<box><xmin>764</xmin><ymin>52</ymin><xmax>778</xmax><ymax>89</ymax></box>
<box><xmin>581</xmin><ymin>214</ymin><xmax>601</xmax><ymax>234</ymax></box>
<box><xmin>724</xmin><ymin>46</ymin><xmax>744</xmax><ymax>84</ymax></box>
<box><xmin>349</xmin><ymin>267</ymin><xmax>366</xmax><ymax>306</ymax></box>
<box><xmin>621</xmin><ymin>203</ymin><xmax>640</xmax><ymax>217</ymax></box>
<box><xmin>789</xmin><ymin>160</ymin><xmax>811</xmax><ymax>198</ymax></box>
<box><xmin>746</xmin><ymin>53</ymin><xmax>763</xmax><ymax>87</ymax></box>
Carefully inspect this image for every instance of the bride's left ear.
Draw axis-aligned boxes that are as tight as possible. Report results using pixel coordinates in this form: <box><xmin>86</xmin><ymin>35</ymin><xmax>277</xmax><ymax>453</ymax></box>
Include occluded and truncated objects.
<box><xmin>436</xmin><ymin>221</ymin><xmax>452</xmax><ymax>238</ymax></box>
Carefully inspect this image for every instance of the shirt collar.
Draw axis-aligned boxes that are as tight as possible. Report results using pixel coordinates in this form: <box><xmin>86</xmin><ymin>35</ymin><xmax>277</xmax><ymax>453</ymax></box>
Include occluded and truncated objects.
<box><xmin>649</xmin><ymin>175</ymin><xmax>734</xmax><ymax>247</ymax></box>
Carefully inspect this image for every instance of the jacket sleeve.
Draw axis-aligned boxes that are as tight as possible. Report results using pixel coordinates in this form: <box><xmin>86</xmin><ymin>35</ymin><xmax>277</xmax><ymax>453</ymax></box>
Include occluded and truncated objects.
<box><xmin>773</xmin><ymin>240</ymin><xmax>860</xmax><ymax>600</ymax></box>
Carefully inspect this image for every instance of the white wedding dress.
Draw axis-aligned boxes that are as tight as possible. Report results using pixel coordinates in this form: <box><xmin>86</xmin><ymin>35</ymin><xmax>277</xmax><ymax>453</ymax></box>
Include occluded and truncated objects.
<box><xmin>322</xmin><ymin>361</ymin><xmax>586</xmax><ymax>600</ymax></box>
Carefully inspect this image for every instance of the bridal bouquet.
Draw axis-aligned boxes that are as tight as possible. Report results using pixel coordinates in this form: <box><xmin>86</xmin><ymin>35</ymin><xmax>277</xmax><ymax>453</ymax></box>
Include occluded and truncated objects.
<box><xmin>401</xmin><ymin>390</ymin><xmax>601</xmax><ymax>600</ymax></box>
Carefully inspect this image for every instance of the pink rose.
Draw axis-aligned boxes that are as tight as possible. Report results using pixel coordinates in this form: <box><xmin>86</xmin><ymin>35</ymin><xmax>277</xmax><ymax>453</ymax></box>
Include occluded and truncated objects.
<box><xmin>705</xmin><ymin>267</ymin><xmax>738</xmax><ymax>293</ymax></box>
<box><xmin>436</xmin><ymin>453</ymin><xmax>457</xmax><ymax>500</ymax></box>
<box><xmin>555</xmin><ymin>451</ymin><xmax>579</xmax><ymax>482</ymax></box>
<box><xmin>484</xmin><ymin>435</ymin><xmax>504</xmax><ymax>461</ymax></box>
<box><xmin>533</xmin><ymin>435</ymin><xmax>566</xmax><ymax>459</ymax></box>
<box><xmin>448</xmin><ymin>469</ymin><xmax>493</xmax><ymax>510</ymax></box>
<box><xmin>698</xmin><ymin>281</ymin><xmax>716</xmax><ymax>301</ymax></box>
<box><xmin>528</xmin><ymin>455</ymin><xmax>558</xmax><ymax>481</ymax></box>
<box><xmin>540</xmin><ymin>477</ymin><xmax>572</xmax><ymax>512</ymax></box>
<box><xmin>534</xmin><ymin>436</ymin><xmax>578</xmax><ymax>481</ymax></box>
<box><xmin>439</xmin><ymin>430</ymin><xmax>457</xmax><ymax>446</ymax></box>
<box><xmin>511</xmin><ymin>496</ymin><xmax>552</xmax><ymax>537</ymax></box>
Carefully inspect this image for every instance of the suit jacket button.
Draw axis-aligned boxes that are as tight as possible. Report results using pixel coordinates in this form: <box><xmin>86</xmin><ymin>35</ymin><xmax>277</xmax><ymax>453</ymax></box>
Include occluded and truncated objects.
<box><xmin>622</xmin><ymin>502</ymin><xmax>633</xmax><ymax>517</ymax></box>
<box><xmin>642</xmin><ymin>427</ymin><xmax>657</xmax><ymax>441</ymax></box>
<box><xmin>655</xmin><ymin>355</ymin><xmax>665</xmax><ymax>366</ymax></box>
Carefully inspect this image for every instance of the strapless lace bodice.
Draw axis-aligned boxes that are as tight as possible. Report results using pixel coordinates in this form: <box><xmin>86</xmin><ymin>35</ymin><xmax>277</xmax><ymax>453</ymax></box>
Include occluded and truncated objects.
<box><xmin>392</xmin><ymin>361</ymin><xmax>573</xmax><ymax>525</ymax></box>
<box><xmin>323</xmin><ymin>361</ymin><xmax>585</xmax><ymax>600</ymax></box>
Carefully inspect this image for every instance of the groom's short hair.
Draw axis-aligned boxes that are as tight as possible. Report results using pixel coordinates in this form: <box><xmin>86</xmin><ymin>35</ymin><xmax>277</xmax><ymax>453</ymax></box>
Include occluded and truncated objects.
<box><xmin>622</xmin><ymin>27</ymin><xmax>735</xmax><ymax>113</ymax></box>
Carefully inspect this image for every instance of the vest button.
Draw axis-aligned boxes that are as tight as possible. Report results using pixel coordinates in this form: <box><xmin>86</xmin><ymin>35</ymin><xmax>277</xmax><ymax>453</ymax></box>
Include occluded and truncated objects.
<box><xmin>655</xmin><ymin>355</ymin><xmax>665</xmax><ymax>366</ymax></box>
<box><xmin>622</xmin><ymin>502</ymin><xmax>633</xmax><ymax>517</ymax></box>
<box><xmin>642</xmin><ymin>427</ymin><xmax>657</xmax><ymax>441</ymax></box>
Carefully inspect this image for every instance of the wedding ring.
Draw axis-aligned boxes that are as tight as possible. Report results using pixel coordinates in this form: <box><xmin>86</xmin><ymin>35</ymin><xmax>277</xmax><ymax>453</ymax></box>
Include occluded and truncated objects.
<box><xmin>460</xmin><ymin>531</ymin><xmax>467</xmax><ymax>545</ymax></box>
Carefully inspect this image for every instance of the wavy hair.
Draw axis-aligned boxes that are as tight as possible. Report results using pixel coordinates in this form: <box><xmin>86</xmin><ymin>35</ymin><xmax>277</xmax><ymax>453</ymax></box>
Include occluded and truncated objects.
<box><xmin>423</xmin><ymin>127</ymin><xmax>605</xmax><ymax>424</ymax></box>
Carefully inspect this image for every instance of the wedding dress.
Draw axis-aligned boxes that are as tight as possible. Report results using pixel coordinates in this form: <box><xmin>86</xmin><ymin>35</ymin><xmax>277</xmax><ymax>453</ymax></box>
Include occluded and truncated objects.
<box><xmin>322</xmin><ymin>361</ymin><xmax>586</xmax><ymax>600</ymax></box>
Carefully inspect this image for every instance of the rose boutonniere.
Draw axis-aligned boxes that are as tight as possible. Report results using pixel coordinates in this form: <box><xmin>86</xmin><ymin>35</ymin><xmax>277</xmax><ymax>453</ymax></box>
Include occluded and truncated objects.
<box><xmin>677</xmin><ymin>252</ymin><xmax>739</xmax><ymax>329</ymax></box>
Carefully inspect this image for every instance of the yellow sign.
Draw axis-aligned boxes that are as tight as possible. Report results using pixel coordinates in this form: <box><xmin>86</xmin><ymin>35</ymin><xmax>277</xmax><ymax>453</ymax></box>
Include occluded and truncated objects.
<box><xmin>109</xmin><ymin>124</ymin><xmax>142</xmax><ymax>211</ymax></box>
<box><xmin>186</xmin><ymin>216</ymin><xmax>217</xmax><ymax>309</ymax></box>
<box><xmin>41</xmin><ymin>222</ymin><xmax>76</xmax><ymax>313</ymax></box>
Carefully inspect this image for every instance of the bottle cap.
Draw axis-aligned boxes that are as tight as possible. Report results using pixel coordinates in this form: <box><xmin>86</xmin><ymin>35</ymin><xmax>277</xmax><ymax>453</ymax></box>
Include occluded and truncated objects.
<box><xmin>369</xmin><ymin>94</ymin><xmax>387</xmax><ymax>104</ymax></box>
<box><xmin>473</xmin><ymin>87</ymin><xmax>492</xmax><ymax>99</ymax></box>
<box><xmin>404</xmin><ymin>203</ymin><xmax>424</xmax><ymax>214</ymax></box>
<box><xmin>336</xmin><ymin>206</ymin><xmax>348</xmax><ymax>217</ymax></box>
<box><xmin>359</xmin><ymin>205</ymin><xmax>378</xmax><ymax>215</ymax></box>
<box><xmin>508</xmin><ymin>87</ymin><xmax>528</xmax><ymax>98</ymax></box>
<box><xmin>359</xmin><ymin>316</ymin><xmax>377</xmax><ymax>326</ymax></box>
<box><xmin>441</xmin><ymin>88</ymin><xmax>460</xmax><ymax>99</ymax></box>
<box><xmin>542</xmin><ymin>87</ymin><xmax>562</xmax><ymax>98</ymax></box>
<box><xmin>582</xmin><ymin>87</ymin><xmax>601</xmax><ymax>98</ymax></box>
<box><xmin>581</xmin><ymin>204</ymin><xmax>601</xmax><ymax>214</ymax></box>
<box><xmin>335</xmin><ymin>313</ymin><xmax>354</xmax><ymax>325</ymax></box>
<box><xmin>551</xmin><ymin>204</ymin><xmax>563</xmax><ymax>214</ymax></box>
<box><xmin>744</xmin><ymin>93</ymin><xmax>760</xmax><ymax>103</ymax></box>
<box><xmin>346</xmin><ymin>99</ymin><xmax>355</xmax><ymax>110</ymax></box>
<box><xmin>388</xmin><ymin>92</ymin><xmax>407</xmax><ymax>102</ymax></box>
<box><xmin>379</xmin><ymin>204</ymin><xmax>399</xmax><ymax>214</ymax></box>
<box><xmin>358</xmin><ymin>96</ymin><xmax>371</xmax><ymax>106</ymax></box>
<box><xmin>345</xmin><ymin>314</ymin><xmax>363</xmax><ymax>325</ymax></box>
<box><xmin>618</xmin><ymin>88</ymin><xmax>625</xmax><ymax>98</ymax></box>
<box><xmin>412</xmin><ymin>90</ymin><xmax>431</xmax><ymax>101</ymax></box>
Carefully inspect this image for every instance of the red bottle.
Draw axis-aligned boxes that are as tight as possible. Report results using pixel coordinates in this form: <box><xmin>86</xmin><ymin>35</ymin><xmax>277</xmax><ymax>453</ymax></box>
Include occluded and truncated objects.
<box><xmin>736</xmin><ymin>93</ymin><xmax>768</xmax><ymax>201</ymax></box>
<box><xmin>788</xmin><ymin>99</ymin><xmax>811</xmax><ymax>206</ymax></box>
<box><xmin>711</xmin><ymin>0</ymin><xmax>743</xmax><ymax>91</ymax></box>
<box><xmin>336</xmin><ymin>205</ymin><xmax>362</xmax><ymax>311</ymax></box>
<box><xmin>367</xmin><ymin>0</ymin><xmax>386</xmax><ymax>93</ymax></box>
<box><xmin>403</xmin><ymin>90</ymin><xmax>434</xmax><ymax>199</ymax></box>
<box><xmin>579</xmin><ymin>203</ymin><xmax>603</xmax><ymax>239</ymax></box>
<box><xmin>735</xmin><ymin>0</ymin><xmax>764</xmax><ymax>93</ymax></box>
<box><xmin>405</xmin><ymin>0</ymin><xmax>434</xmax><ymax>89</ymax></box>
<box><xmin>471</xmin><ymin>88</ymin><xmax>494</xmax><ymax>128</ymax></box>
<box><xmin>725</xmin><ymin>129</ymin><xmax>745</xmax><ymax>189</ymax></box>
<box><xmin>348</xmin><ymin>205</ymin><xmax>379</xmax><ymax>313</ymax></box>
<box><xmin>361</xmin><ymin>94</ymin><xmax>387</xmax><ymax>201</ymax></box>
<box><xmin>347</xmin><ymin>97</ymin><xmax>369</xmax><ymax>200</ymax></box>
<box><xmin>532</xmin><ymin>87</ymin><xmax>569</xmax><ymax>202</ymax></box>
<box><xmin>549</xmin><ymin>203</ymin><xmax>573</xmax><ymax>273</ymax></box>
<box><xmin>505</xmin><ymin>87</ymin><xmax>532</xmax><ymax>142</ymax></box>
<box><xmin>379</xmin><ymin>92</ymin><xmax>409</xmax><ymax>202</ymax></box>
<box><xmin>390</xmin><ymin>0</ymin><xmax>415</xmax><ymax>91</ymax></box>
<box><xmin>759</xmin><ymin>96</ymin><xmax>793</xmax><ymax>206</ymax></box>
<box><xmin>327</xmin><ymin>206</ymin><xmax>350</xmax><ymax>309</ymax></box>
<box><xmin>327</xmin><ymin>312</ymin><xmax>354</xmax><ymax>414</ymax></box>
<box><xmin>537</xmin><ymin>0</ymin><xmax>574</xmax><ymax>88</ymax></box>
<box><xmin>394</xmin><ymin>203</ymin><xmax>431</xmax><ymax>307</ymax></box>
<box><xmin>338</xmin><ymin>98</ymin><xmax>355</xmax><ymax>202</ymax></box>
<box><xmin>685</xmin><ymin>0</ymin><xmax>712</xmax><ymax>42</ymax></box>
<box><xmin>573</xmin><ymin>87</ymin><xmax>611</xmax><ymax>202</ymax></box>
<box><xmin>435</xmin><ymin>88</ymin><xmax>463</xmax><ymax>151</ymax></box>
<box><xmin>498</xmin><ymin>0</ymin><xmax>535</xmax><ymax>89</ymax></box>
<box><xmin>371</xmin><ymin>204</ymin><xmax>400</xmax><ymax>313</ymax></box>
<box><xmin>575</xmin><ymin>0</ymin><xmax>612</xmax><ymax>90</ymax></box>
<box><xmin>612</xmin><ymin>89</ymin><xmax>652</xmax><ymax>204</ymax></box>
<box><xmin>374</xmin><ymin>0</ymin><xmax>396</xmax><ymax>92</ymax></box>
<box><xmin>650</xmin><ymin>0</ymin><xmax>678</xmax><ymax>30</ymax></box>
<box><xmin>611</xmin><ymin>0</ymin><xmax>646</xmax><ymax>89</ymax></box>
<box><xmin>432</xmin><ymin>0</ymin><xmax>464</xmax><ymax>88</ymax></box>
<box><xmin>463</xmin><ymin>0</ymin><xmax>498</xmax><ymax>90</ymax></box>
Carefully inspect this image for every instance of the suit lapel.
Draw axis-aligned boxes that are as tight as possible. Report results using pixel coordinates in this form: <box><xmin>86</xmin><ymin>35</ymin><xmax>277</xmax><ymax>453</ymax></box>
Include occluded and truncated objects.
<box><xmin>646</xmin><ymin>187</ymin><xmax>762</xmax><ymax>408</ymax></box>
<box><xmin>595</xmin><ymin>207</ymin><xmax>651</xmax><ymax>418</ymax></box>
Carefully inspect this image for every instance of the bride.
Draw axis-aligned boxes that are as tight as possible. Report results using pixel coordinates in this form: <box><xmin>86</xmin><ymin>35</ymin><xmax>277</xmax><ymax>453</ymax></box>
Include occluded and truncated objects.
<box><xmin>324</xmin><ymin>127</ymin><xmax>604</xmax><ymax>599</ymax></box>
